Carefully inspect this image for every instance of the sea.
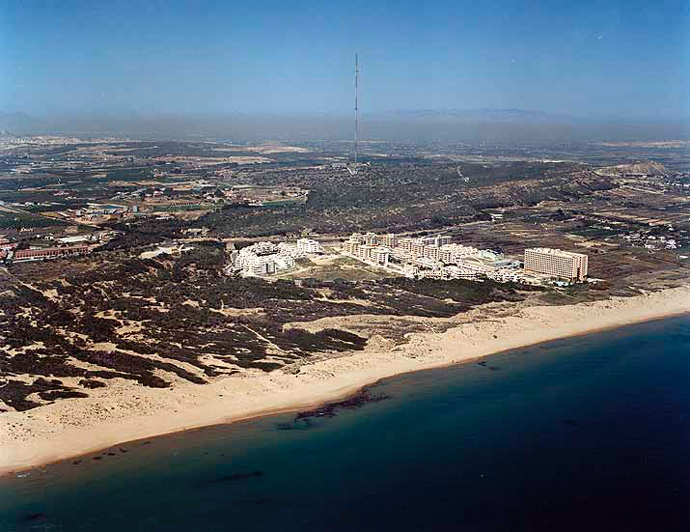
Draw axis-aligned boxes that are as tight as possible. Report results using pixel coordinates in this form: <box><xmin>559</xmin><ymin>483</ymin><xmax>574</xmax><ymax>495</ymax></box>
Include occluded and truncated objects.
<box><xmin>1</xmin><ymin>315</ymin><xmax>689</xmax><ymax>532</ymax></box>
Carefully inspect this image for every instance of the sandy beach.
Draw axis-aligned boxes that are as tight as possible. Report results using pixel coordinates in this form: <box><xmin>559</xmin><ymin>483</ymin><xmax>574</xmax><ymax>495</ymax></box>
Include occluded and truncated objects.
<box><xmin>2</xmin><ymin>285</ymin><xmax>689</xmax><ymax>476</ymax></box>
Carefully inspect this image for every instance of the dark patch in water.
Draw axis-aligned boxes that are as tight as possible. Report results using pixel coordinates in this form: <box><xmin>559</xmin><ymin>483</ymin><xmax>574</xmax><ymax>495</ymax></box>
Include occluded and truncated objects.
<box><xmin>562</xmin><ymin>418</ymin><xmax>579</xmax><ymax>427</ymax></box>
<box><xmin>234</xmin><ymin>497</ymin><xmax>272</xmax><ymax>505</ymax></box>
<box><xmin>21</xmin><ymin>512</ymin><xmax>46</xmax><ymax>523</ymax></box>
<box><xmin>275</xmin><ymin>419</ymin><xmax>315</xmax><ymax>431</ymax></box>
<box><xmin>119</xmin><ymin>448</ymin><xmax>128</xmax><ymax>453</ymax></box>
<box><xmin>294</xmin><ymin>388</ymin><xmax>389</xmax><ymax>422</ymax></box>
<box><xmin>203</xmin><ymin>471</ymin><xmax>264</xmax><ymax>485</ymax></box>
<box><xmin>72</xmin><ymin>460</ymin><xmax>82</xmax><ymax>465</ymax></box>
<box><xmin>92</xmin><ymin>456</ymin><xmax>102</xmax><ymax>461</ymax></box>
<box><xmin>488</xmin><ymin>366</ymin><xmax>500</xmax><ymax>371</ymax></box>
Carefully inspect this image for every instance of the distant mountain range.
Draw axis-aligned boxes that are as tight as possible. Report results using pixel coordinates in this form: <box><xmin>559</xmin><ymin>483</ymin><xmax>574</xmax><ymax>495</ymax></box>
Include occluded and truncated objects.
<box><xmin>0</xmin><ymin>130</ymin><xmax>19</xmax><ymax>140</ymax></box>
<box><xmin>0</xmin><ymin>109</ymin><xmax>687</xmax><ymax>143</ymax></box>
<box><xmin>374</xmin><ymin>108</ymin><xmax>579</xmax><ymax>124</ymax></box>
<box><xmin>0</xmin><ymin>111</ymin><xmax>33</xmax><ymax>131</ymax></box>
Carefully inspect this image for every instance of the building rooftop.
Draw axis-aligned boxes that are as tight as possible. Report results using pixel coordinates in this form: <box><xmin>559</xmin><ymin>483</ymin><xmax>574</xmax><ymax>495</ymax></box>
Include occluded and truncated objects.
<box><xmin>525</xmin><ymin>247</ymin><xmax>588</xmax><ymax>259</ymax></box>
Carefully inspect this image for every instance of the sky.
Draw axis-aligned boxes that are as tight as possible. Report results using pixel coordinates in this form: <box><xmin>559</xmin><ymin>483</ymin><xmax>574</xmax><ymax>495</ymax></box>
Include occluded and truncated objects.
<box><xmin>0</xmin><ymin>0</ymin><xmax>688</xmax><ymax>120</ymax></box>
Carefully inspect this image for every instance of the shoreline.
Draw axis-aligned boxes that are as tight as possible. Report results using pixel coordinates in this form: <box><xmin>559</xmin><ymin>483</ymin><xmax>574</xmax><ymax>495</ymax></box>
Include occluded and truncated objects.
<box><xmin>2</xmin><ymin>285</ymin><xmax>690</xmax><ymax>477</ymax></box>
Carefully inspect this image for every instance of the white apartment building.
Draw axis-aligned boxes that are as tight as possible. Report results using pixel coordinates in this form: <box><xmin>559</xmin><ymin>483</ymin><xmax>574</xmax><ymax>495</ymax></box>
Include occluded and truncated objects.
<box><xmin>296</xmin><ymin>238</ymin><xmax>323</xmax><ymax>254</ymax></box>
<box><xmin>249</xmin><ymin>256</ymin><xmax>276</xmax><ymax>276</ymax></box>
<box><xmin>360</xmin><ymin>244</ymin><xmax>377</xmax><ymax>261</ymax></box>
<box><xmin>371</xmin><ymin>246</ymin><xmax>391</xmax><ymax>266</ymax></box>
<box><xmin>398</xmin><ymin>238</ymin><xmax>414</xmax><ymax>254</ymax></box>
<box><xmin>421</xmin><ymin>235</ymin><xmax>452</xmax><ymax>247</ymax></box>
<box><xmin>236</xmin><ymin>253</ymin><xmax>296</xmax><ymax>276</ymax></box>
<box><xmin>524</xmin><ymin>248</ymin><xmax>589</xmax><ymax>281</ymax></box>
<box><xmin>342</xmin><ymin>239</ymin><xmax>357</xmax><ymax>255</ymax></box>
<box><xmin>444</xmin><ymin>263</ymin><xmax>487</xmax><ymax>280</ymax></box>
<box><xmin>340</xmin><ymin>231</ymin><xmax>519</xmax><ymax>283</ymax></box>
<box><xmin>423</xmin><ymin>245</ymin><xmax>441</xmax><ymax>261</ymax></box>
<box><xmin>411</xmin><ymin>240</ymin><xmax>426</xmax><ymax>258</ymax></box>
<box><xmin>364</xmin><ymin>232</ymin><xmax>378</xmax><ymax>245</ymax></box>
<box><xmin>232</xmin><ymin>241</ymin><xmax>296</xmax><ymax>276</ymax></box>
<box><xmin>381</xmin><ymin>233</ymin><xmax>398</xmax><ymax>248</ymax></box>
<box><xmin>436</xmin><ymin>244</ymin><xmax>503</xmax><ymax>265</ymax></box>
<box><xmin>273</xmin><ymin>255</ymin><xmax>296</xmax><ymax>271</ymax></box>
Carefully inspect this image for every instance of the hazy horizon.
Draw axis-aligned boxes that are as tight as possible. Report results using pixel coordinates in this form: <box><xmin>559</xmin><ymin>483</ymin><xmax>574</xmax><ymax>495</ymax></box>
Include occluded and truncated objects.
<box><xmin>1</xmin><ymin>108</ymin><xmax>688</xmax><ymax>143</ymax></box>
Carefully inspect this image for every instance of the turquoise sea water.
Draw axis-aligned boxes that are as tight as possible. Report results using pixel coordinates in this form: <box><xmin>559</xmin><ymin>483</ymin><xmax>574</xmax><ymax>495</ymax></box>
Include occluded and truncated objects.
<box><xmin>1</xmin><ymin>316</ymin><xmax>689</xmax><ymax>531</ymax></box>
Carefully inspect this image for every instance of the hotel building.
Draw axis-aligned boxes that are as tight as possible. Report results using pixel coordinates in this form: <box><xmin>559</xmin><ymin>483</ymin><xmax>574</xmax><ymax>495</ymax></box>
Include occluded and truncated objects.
<box><xmin>524</xmin><ymin>248</ymin><xmax>588</xmax><ymax>281</ymax></box>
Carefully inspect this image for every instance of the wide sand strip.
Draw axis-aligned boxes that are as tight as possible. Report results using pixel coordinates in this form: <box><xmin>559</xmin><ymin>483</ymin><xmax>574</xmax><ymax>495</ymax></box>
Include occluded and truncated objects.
<box><xmin>2</xmin><ymin>285</ymin><xmax>689</xmax><ymax>475</ymax></box>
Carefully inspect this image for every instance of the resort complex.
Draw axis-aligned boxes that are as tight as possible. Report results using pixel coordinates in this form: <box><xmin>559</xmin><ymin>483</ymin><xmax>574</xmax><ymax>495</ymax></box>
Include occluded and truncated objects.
<box><xmin>340</xmin><ymin>232</ymin><xmax>583</xmax><ymax>284</ymax></box>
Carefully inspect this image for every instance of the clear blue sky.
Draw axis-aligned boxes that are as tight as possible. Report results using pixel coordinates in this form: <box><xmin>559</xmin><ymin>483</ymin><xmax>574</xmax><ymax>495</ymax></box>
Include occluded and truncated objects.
<box><xmin>1</xmin><ymin>0</ymin><xmax>688</xmax><ymax>119</ymax></box>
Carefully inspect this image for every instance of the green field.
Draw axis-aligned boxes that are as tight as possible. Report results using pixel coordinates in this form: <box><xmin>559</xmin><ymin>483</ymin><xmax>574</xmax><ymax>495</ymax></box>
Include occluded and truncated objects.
<box><xmin>0</xmin><ymin>211</ymin><xmax>68</xmax><ymax>230</ymax></box>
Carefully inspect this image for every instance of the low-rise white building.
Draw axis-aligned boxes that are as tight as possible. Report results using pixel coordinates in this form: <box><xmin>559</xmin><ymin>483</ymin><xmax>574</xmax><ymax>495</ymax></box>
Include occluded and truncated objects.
<box><xmin>296</xmin><ymin>238</ymin><xmax>323</xmax><ymax>254</ymax></box>
<box><xmin>231</xmin><ymin>241</ymin><xmax>296</xmax><ymax>276</ymax></box>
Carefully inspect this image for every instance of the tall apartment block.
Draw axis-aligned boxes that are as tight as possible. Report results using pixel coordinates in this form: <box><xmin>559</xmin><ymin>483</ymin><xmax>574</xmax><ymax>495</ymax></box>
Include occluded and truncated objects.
<box><xmin>381</xmin><ymin>233</ymin><xmax>399</xmax><ymax>248</ymax></box>
<box><xmin>421</xmin><ymin>235</ymin><xmax>452</xmax><ymax>247</ymax></box>
<box><xmin>364</xmin><ymin>232</ymin><xmax>378</xmax><ymax>245</ymax></box>
<box><xmin>524</xmin><ymin>248</ymin><xmax>589</xmax><ymax>281</ymax></box>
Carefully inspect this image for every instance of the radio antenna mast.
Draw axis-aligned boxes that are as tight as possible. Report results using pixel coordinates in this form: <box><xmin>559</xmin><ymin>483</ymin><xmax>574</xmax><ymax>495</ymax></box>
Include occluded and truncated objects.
<box><xmin>354</xmin><ymin>54</ymin><xmax>359</xmax><ymax>174</ymax></box>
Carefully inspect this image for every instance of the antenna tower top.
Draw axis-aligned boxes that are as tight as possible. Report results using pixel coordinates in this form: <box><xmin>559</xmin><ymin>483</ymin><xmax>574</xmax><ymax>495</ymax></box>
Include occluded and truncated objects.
<box><xmin>354</xmin><ymin>54</ymin><xmax>359</xmax><ymax>174</ymax></box>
